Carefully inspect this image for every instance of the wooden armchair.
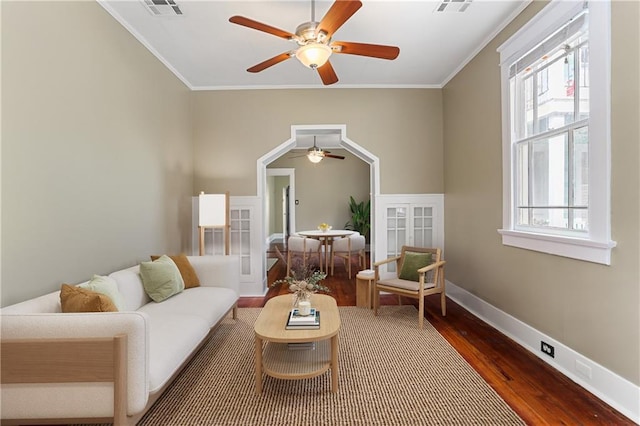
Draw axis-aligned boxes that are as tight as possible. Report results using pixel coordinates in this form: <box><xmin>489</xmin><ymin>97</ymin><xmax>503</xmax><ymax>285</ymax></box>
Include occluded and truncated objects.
<box><xmin>373</xmin><ymin>246</ymin><xmax>446</xmax><ymax>329</ymax></box>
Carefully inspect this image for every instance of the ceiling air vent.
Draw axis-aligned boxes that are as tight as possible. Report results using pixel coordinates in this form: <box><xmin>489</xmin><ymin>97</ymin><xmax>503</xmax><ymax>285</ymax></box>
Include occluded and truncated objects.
<box><xmin>435</xmin><ymin>0</ymin><xmax>473</xmax><ymax>13</ymax></box>
<box><xmin>142</xmin><ymin>0</ymin><xmax>183</xmax><ymax>16</ymax></box>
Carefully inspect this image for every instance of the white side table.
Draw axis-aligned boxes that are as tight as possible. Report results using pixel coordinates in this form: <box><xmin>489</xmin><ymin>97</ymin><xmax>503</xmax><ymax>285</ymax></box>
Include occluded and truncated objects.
<box><xmin>355</xmin><ymin>270</ymin><xmax>375</xmax><ymax>309</ymax></box>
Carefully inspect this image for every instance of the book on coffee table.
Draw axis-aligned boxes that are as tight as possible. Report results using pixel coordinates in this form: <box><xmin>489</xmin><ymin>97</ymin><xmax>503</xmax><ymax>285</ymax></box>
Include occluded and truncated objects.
<box><xmin>286</xmin><ymin>309</ymin><xmax>320</xmax><ymax>329</ymax></box>
<box><xmin>287</xmin><ymin>342</ymin><xmax>316</xmax><ymax>351</ymax></box>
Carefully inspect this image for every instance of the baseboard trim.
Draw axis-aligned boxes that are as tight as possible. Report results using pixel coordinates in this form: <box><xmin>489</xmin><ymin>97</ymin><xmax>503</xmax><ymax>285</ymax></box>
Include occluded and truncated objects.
<box><xmin>445</xmin><ymin>280</ymin><xmax>640</xmax><ymax>424</ymax></box>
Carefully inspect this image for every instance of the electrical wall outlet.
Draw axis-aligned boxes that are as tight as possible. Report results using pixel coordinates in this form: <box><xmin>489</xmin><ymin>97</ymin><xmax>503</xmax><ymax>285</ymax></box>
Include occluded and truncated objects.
<box><xmin>541</xmin><ymin>341</ymin><xmax>555</xmax><ymax>358</ymax></box>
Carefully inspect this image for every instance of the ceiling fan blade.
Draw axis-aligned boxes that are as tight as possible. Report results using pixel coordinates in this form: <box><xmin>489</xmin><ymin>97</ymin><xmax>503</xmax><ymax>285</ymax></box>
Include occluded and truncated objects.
<box><xmin>332</xmin><ymin>41</ymin><xmax>400</xmax><ymax>60</ymax></box>
<box><xmin>247</xmin><ymin>52</ymin><xmax>292</xmax><ymax>73</ymax></box>
<box><xmin>318</xmin><ymin>0</ymin><xmax>363</xmax><ymax>39</ymax></box>
<box><xmin>325</xmin><ymin>154</ymin><xmax>345</xmax><ymax>160</ymax></box>
<box><xmin>317</xmin><ymin>61</ymin><xmax>339</xmax><ymax>85</ymax></box>
<box><xmin>229</xmin><ymin>16</ymin><xmax>296</xmax><ymax>40</ymax></box>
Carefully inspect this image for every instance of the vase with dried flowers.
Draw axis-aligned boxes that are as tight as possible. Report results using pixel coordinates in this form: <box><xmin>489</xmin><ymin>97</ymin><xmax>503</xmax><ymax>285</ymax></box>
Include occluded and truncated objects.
<box><xmin>272</xmin><ymin>264</ymin><xmax>329</xmax><ymax>312</ymax></box>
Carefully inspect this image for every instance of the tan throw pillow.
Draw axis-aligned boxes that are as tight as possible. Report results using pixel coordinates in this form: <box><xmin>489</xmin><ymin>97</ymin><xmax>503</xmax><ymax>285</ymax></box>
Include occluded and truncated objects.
<box><xmin>140</xmin><ymin>255</ymin><xmax>185</xmax><ymax>302</ymax></box>
<box><xmin>60</xmin><ymin>284</ymin><xmax>118</xmax><ymax>313</ymax></box>
<box><xmin>150</xmin><ymin>254</ymin><xmax>200</xmax><ymax>289</ymax></box>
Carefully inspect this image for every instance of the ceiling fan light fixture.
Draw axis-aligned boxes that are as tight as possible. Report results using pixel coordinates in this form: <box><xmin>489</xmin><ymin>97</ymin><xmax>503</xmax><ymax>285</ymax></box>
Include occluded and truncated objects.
<box><xmin>296</xmin><ymin>43</ymin><xmax>332</xmax><ymax>69</ymax></box>
<box><xmin>307</xmin><ymin>150</ymin><xmax>324</xmax><ymax>163</ymax></box>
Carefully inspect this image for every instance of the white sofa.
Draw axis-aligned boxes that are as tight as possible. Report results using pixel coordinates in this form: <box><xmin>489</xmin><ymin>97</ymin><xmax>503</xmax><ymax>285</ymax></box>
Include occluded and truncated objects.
<box><xmin>0</xmin><ymin>255</ymin><xmax>240</xmax><ymax>425</ymax></box>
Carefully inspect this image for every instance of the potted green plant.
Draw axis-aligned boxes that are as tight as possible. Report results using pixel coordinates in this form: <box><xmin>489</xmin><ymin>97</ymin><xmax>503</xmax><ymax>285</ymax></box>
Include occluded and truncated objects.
<box><xmin>344</xmin><ymin>196</ymin><xmax>370</xmax><ymax>240</ymax></box>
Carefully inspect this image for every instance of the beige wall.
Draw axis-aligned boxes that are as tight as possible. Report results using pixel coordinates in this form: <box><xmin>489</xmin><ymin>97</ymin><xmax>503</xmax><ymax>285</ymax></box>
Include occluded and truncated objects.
<box><xmin>443</xmin><ymin>1</ymin><xmax>640</xmax><ymax>385</ymax></box>
<box><xmin>1</xmin><ymin>2</ymin><xmax>193</xmax><ymax>306</ymax></box>
<box><xmin>269</xmin><ymin>150</ymin><xmax>369</xmax><ymax>232</ymax></box>
<box><xmin>266</xmin><ymin>175</ymin><xmax>289</xmax><ymax>235</ymax></box>
<box><xmin>191</xmin><ymin>89</ymin><xmax>443</xmax><ymax>196</ymax></box>
<box><xmin>273</xmin><ymin>175</ymin><xmax>288</xmax><ymax>234</ymax></box>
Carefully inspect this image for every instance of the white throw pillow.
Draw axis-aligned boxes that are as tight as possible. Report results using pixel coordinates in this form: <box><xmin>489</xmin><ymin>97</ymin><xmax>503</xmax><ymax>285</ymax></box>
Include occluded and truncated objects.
<box><xmin>80</xmin><ymin>275</ymin><xmax>126</xmax><ymax>311</ymax></box>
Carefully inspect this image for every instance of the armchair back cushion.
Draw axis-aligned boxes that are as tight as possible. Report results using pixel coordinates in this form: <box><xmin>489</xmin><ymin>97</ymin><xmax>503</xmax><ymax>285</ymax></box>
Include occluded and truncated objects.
<box><xmin>398</xmin><ymin>252</ymin><xmax>433</xmax><ymax>282</ymax></box>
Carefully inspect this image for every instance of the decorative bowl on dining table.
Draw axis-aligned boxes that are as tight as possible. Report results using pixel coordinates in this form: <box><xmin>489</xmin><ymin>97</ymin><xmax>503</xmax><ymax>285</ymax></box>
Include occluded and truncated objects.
<box><xmin>317</xmin><ymin>223</ymin><xmax>332</xmax><ymax>232</ymax></box>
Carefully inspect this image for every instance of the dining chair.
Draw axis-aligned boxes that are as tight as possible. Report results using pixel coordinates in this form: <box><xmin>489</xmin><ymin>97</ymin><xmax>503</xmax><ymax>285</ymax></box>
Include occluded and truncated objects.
<box><xmin>286</xmin><ymin>236</ymin><xmax>322</xmax><ymax>276</ymax></box>
<box><xmin>373</xmin><ymin>245</ymin><xmax>446</xmax><ymax>329</ymax></box>
<box><xmin>330</xmin><ymin>234</ymin><xmax>366</xmax><ymax>279</ymax></box>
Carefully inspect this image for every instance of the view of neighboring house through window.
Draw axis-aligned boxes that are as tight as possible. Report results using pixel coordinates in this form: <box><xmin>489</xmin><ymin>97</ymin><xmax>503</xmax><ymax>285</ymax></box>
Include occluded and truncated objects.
<box><xmin>511</xmin><ymin>10</ymin><xmax>589</xmax><ymax>232</ymax></box>
<box><xmin>497</xmin><ymin>0</ymin><xmax>614</xmax><ymax>264</ymax></box>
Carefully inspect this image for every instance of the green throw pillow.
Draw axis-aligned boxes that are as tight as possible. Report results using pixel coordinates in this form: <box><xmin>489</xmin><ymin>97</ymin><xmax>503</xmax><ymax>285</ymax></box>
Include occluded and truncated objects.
<box><xmin>399</xmin><ymin>252</ymin><xmax>432</xmax><ymax>282</ymax></box>
<box><xmin>140</xmin><ymin>255</ymin><xmax>185</xmax><ymax>302</ymax></box>
<box><xmin>80</xmin><ymin>275</ymin><xmax>125</xmax><ymax>311</ymax></box>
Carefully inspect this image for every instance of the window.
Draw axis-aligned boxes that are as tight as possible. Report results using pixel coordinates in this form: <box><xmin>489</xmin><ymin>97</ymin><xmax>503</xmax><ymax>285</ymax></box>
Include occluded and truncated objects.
<box><xmin>497</xmin><ymin>0</ymin><xmax>615</xmax><ymax>264</ymax></box>
<box><xmin>514</xmin><ymin>20</ymin><xmax>588</xmax><ymax>232</ymax></box>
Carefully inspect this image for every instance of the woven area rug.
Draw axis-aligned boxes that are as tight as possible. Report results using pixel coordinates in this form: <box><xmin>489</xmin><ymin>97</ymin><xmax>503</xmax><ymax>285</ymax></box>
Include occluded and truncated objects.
<box><xmin>138</xmin><ymin>306</ymin><xmax>524</xmax><ymax>425</ymax></box>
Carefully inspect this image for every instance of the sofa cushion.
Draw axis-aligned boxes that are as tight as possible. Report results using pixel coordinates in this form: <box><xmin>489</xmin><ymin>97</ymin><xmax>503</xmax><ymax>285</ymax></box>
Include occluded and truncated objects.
<box><xmin>140</xmin><ymin>255</ymin><xmax>185</xmax><ymax>303</ymax></box>
<box><xmin>134</xmin><ymin>310</ymin><xmax>209</xmax><ymax>393</ymax></box>
<box><xmin>186</xmin><ymin>256</ymin><xmax>240</xmax><ymax>296</ymax></box>
<box><xmin>150</xmin><ymin>254</ymin><xmax>200</xmax><ymax>289</ymax></box>
<box><xmin>109</xmin><ymin>266</ymin><xmax>150</xmax><ymax>312</ymax></box>
<box><xmin>79</xmin><ymin>275</ymin><xmax>126</xmax><ymax>311</ymax></box>
<box><xmin>137</xmin><ymin>287</ymin><xmax>237</xmax><ymax>328</ymax></box>
<box><xmin>60</xmin><ymin>285</ymin><xmax>118</xmax><ymax>313</ymax></box>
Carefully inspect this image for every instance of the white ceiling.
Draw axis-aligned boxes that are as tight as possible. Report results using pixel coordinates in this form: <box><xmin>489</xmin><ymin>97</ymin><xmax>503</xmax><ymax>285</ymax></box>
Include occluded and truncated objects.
<box><xmin>99</xmin><ymin>0</ymin><xmax>530</xmax><ymax>90</ymax></box>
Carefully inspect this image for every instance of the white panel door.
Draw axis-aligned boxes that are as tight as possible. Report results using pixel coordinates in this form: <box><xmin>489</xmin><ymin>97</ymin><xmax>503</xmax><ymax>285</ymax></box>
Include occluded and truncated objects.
<box><xmin>377</xmin><ymin>194</ymin><xmax>444</xmax><ymax>274</ymax></box>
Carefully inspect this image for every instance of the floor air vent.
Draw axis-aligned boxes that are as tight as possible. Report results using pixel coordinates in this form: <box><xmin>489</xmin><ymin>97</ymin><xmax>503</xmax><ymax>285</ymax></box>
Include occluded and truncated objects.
<box><xmin>142</xmin><ymin>0</ymin><xmax>183</xmax><ymax>16</ymax></box>
<box><xmin>435</xmin><ymin>0</ymin><xmax>473</xmax><ymax>13</ymax></box>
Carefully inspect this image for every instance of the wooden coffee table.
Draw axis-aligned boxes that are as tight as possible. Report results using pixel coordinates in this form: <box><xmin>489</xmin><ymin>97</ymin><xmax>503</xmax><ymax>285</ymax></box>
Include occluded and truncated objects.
<box><xmin>254</xmin><ymin>294</ymin><xmax>341</xmax><ymax>393</ymax></box>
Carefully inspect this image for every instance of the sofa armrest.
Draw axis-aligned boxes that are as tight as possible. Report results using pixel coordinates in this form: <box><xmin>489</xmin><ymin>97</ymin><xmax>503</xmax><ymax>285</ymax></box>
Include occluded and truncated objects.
<box><xmin>0</xmin><ymin>312</ymin><xmax>150</xmax><ymax>419</ymax></box>
<box><xmin>187</xmin><ymin>255</ymin><xmax>240</xmax><ymax>296</ymax></box>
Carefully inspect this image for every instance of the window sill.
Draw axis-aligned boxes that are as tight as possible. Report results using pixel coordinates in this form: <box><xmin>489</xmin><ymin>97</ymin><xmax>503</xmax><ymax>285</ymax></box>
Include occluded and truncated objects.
<box><xmin>497</xmin><ymin>229</ymin><xmax>616</xmax><ymax>265</ymax></box>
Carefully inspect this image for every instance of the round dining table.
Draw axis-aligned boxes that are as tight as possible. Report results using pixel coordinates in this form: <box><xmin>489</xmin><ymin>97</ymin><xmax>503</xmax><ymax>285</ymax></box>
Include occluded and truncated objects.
<box><xmin>297</xmin><ymin>229</ymin><xmax>355</xmax><ymax>272</ymax></box>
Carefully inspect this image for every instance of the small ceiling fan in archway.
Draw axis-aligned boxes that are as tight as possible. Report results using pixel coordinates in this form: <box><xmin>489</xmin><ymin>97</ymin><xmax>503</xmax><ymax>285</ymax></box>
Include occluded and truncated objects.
<box><xmin>291</xmin><ymin>137</ymin><xmax>345</xmax><ymax>163</ymax></box>
<box><xmin>229</xmin><ymin>0</ymin><xmax>400</xmax><ymax>85</ymax></box>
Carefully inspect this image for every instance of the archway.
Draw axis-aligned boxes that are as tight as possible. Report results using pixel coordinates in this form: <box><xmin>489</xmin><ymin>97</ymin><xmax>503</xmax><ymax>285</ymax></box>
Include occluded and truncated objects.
<box><xmin>257</xmin><ymin>124</ymin><xmax>380</xmax><ymax>292</ymax></box>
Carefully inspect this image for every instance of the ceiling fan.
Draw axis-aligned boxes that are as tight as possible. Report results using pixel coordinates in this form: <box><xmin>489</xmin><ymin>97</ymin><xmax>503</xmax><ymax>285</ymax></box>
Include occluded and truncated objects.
<box><xmin>292</xmin><ymin>137</ymin><xmax>345</xmax><ymax>163</ymax></box>
<box><xmin>229</xmin><ymin>0</ymin><xmax>400</xmax><ymax>85</ymax></box>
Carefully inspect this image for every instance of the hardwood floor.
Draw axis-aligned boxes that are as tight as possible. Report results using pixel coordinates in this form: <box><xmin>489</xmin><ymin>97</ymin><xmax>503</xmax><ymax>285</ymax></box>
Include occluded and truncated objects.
<box><xmin>239</xmin><ymin>245</ymin><xmax>633</xmax><ymax>425</ymax></box>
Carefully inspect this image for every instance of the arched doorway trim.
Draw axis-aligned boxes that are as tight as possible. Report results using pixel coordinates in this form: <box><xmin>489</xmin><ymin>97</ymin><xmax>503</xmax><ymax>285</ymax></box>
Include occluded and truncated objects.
<box><xmin>257</xmin><ymin>124</ymin><xmax>380</xmax><ymax>290</ymax></box>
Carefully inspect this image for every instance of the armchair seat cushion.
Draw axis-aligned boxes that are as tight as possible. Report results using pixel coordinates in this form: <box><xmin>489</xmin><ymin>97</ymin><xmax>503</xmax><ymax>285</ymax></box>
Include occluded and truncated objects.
<box><xmin>377</xmin><ymin>277</ymin><xmax>436</xmax><ymax>292</ymax></box>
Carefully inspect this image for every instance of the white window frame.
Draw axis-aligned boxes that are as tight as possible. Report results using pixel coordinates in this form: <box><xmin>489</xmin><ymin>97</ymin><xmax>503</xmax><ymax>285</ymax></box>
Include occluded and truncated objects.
<box><xmin>497</xmin><ymin>0</ymin><xmax>616</xmax><ymax>265</ymax></box>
